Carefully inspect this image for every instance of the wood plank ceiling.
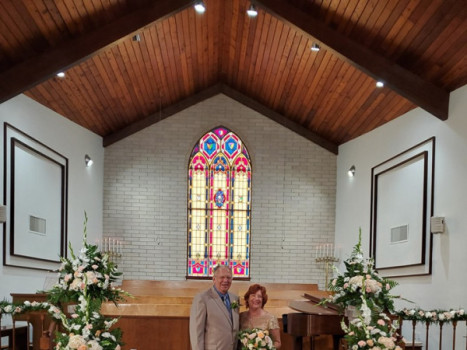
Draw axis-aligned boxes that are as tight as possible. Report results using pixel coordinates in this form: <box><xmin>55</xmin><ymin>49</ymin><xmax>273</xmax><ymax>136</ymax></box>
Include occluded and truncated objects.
<box><xmin>0</xmin><ymin>0</ymin><xmax>466</xmax><ymax>154</ymax></box>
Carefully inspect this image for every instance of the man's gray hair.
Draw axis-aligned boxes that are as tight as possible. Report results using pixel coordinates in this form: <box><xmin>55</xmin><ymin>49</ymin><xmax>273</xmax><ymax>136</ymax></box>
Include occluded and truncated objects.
<box><xmin>213</xmin><ymin>264</ymin><xmax>232</xmax><ymax>275</ymax></box>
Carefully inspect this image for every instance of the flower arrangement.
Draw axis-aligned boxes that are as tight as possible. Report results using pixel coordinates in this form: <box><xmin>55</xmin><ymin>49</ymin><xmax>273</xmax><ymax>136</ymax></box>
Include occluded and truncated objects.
<box><xmin>0</xmin><ymin>213</ymin><xmax>130</xmax><ymax>350</ymax></box>
<box><xmin>321</xmin><ymin>229</ymin><xmax>400</xmax><ymax>315</ymax></box>
<box><xmin>341</xmin><ymin>310</ymin><xmax>402</xmax><ymax>350</ymax></box>
<box><xmin>397</xmin><ymin>308</ymin><xmax>466</xmax><ymax>324</ymax></box>
<box><xmin>238</xmin><ymin>328</ymin><xmax>275</xmax><ymax>350</ymax></box>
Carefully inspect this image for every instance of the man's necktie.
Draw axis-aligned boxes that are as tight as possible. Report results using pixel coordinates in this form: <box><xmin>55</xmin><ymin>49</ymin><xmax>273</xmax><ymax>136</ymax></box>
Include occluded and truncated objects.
<box><xmin>222</xmin><ymin>295</ymin><xmax>232</xmax><ymax>321</ymax></box>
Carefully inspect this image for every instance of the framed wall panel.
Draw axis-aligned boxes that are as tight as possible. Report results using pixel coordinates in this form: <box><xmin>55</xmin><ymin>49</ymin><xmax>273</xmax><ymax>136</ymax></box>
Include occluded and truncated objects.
<box><xmin>370</xmin><ymin>137</ymin><xmax>435</xmax><ymax>278</ymax></box>
<box><xmin>3</xmin><ymin>123</ymin><xmax>68</xmax><ymax>270</ymax></box>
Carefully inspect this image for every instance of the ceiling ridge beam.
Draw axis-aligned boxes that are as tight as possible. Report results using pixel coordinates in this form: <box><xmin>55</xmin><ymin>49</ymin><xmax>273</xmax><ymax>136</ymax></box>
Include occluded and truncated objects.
<box><xmin>256</xmin><ymin>0</ymin><xmax>449</xmax><ymax>121</ymax></box>
<box><xmin>218</xmin><ymin>84</ymin><xmax>338</xmax><ymax>154</ymax></box>
<box><xmin>104</xmin><ymin>82</ymin><xmax>338</xmax><ymax>154</ymax></box>
<box><xmin>103</xmin><ymin>83</ymin><xmax>224</xmax><ymax>147</ymax></box>
<box><xmin>0</xmin><ymin>0</ymin><xmax>193</xmax><ymax>104</ymax></box>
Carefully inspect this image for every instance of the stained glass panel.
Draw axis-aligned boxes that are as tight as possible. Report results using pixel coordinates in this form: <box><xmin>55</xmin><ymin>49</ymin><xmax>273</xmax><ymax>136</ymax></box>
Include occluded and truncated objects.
<box><xmin>188</xmin><ymin>127</ymin><xmax>251</xmax><ymax>278</ymax></box>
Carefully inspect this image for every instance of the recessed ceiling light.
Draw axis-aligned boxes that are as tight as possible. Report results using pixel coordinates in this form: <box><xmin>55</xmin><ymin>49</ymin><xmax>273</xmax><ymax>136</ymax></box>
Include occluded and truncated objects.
<box><xmin>247</xmin><ymin>4</ymin><xmax>258</xmax><ymax>17</ymax></box>
<box><xmin>311</xmin><ymin>43</ymin><xmax>320</xmax><ymax>52</ymax></box>
<box><xmin>56</xmin><ymin>72</ymin><xmax>65</xmax><ymax>78</ymax></box>
<box><xmin>376</xmin><ymin>81</ymin><xmax>384</xmax><ymax>88</ymax></box>
<box><xmin>194</xmin><ymin>1</ymin><xmax>206</xmax><ymax>13</ymax></box>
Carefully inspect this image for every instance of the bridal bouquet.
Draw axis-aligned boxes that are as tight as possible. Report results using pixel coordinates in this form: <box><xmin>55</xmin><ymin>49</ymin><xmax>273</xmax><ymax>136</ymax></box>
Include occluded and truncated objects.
<box><xmin>238</xmin><ymin>328</ymin><xmax>275</xmax><ymax>350</ymax></box>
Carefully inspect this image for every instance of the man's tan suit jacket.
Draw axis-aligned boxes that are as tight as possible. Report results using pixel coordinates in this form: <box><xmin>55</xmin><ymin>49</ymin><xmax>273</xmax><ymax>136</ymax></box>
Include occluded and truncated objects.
<box><xmin>189</xmin><ymin>286</ymin><xmax>240</xmax><ymax>350</ymax></box>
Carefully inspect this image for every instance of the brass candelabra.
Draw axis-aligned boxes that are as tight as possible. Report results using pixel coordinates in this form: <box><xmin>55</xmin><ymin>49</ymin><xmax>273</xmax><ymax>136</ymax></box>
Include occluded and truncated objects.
<box><xmin>315</xmin><ymin>256</ymin><xmax>339</xmax><ymax>290</ymax></box>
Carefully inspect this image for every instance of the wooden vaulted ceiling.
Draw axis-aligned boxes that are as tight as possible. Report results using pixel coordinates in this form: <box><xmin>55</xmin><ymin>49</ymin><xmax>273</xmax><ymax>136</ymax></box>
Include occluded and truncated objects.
<box><xmin>0</xmin><ymin>0</ymin><xmax>466</xmax><ymax>154</ymax></box>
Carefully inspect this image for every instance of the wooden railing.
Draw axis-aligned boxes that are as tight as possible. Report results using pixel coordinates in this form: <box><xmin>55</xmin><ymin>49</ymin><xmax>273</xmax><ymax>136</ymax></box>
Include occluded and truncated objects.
<box><xmin>398</xmin><ymin>309</ymin><xmax>467</xmax><ymax>350</ymax></box>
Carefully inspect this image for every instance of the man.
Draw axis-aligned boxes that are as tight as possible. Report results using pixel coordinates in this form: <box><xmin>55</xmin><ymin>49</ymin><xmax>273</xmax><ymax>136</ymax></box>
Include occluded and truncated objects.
<box><xmin>189</xmin><ymin>265</ymin><xmax>240</xmax><ymax>350</ymax></box>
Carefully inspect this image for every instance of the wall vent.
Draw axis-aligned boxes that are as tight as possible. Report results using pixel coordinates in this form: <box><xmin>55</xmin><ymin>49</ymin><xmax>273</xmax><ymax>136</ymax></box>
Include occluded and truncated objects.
<box><xmin>29</xmin><ymin>215</ymin><xmax>46</xmax><ymax>235</ymax></box>
<box><xmin>390</xmin><ymin>224</ymin><xmax>408</xmax><ymax>243</ymax></box>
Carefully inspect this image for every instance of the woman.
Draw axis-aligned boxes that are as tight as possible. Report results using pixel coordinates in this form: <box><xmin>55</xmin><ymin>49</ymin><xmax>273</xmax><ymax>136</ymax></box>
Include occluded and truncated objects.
<box><xmin>239</xmin><ymin>284</ymin><xmax>281</xmax><ymax>349</ymax></box>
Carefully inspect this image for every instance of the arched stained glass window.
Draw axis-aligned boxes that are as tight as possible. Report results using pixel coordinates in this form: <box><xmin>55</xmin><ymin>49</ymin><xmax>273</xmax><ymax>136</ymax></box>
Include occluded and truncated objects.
<box><xmin>188</xmin><ymin>126</ymin><xmax>251</xmax><ymax>278</ymax></box>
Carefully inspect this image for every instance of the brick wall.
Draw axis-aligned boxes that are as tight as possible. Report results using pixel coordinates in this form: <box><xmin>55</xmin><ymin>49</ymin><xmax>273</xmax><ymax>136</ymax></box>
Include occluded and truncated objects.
<box><xmin>104</xmin><ymin>94</ymin><xmax>336</xmax><ymax>287</ymax></box>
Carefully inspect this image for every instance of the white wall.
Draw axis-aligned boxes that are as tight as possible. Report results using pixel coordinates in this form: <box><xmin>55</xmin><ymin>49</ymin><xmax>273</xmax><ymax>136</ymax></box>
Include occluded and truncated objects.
<box><xmin>0</xmin><ymin>95</ymin><xmax>104</xmax><ymax>304</ymax></box>
<box><xmin>336</xmin><ymin>85</ymin><xmax>467</xmax><ymax>345</ymax></box>
<box><xmin>104</xmin><ymin>94</ymin><xmax>337</xmax><ymax>285</ymax></box>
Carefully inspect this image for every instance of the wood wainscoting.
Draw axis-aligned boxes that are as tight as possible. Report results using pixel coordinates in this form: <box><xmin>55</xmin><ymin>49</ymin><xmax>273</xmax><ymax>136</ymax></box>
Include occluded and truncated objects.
<box><xmin>100</xmin><ymin>280</ymin><xmax>334</xmax><ymax>350</ymax></box>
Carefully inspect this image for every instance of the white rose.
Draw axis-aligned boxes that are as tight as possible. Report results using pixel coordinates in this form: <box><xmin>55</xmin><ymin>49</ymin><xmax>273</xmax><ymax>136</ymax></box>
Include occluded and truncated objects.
<box><xmin>70</xmin><ymin>278</ymin><xmax>83</xmax><ymax>291</ymax></box>
<box><xmin>67</xmin><ymin>334</ymin><xmax>86</xmax><ymax>349</ymax></box>
<box><xmin>349</xmin><ymin>275</ymin><xmax>364</xmax><ymax>287</ymax></box>
<box><xmin>378</xmin><ymin>336</ymin><xmax>395</xmax><ymax>349</ymax></box>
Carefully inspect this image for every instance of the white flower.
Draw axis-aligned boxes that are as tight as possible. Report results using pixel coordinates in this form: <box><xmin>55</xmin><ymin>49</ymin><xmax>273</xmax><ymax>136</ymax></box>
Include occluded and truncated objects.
<box><xmin>70</xmin><ymin>278</ymin><xmax>84</xmax><ymax>291</ymax></box>
<box><xmin>378</xmin><ymin>336</ymin><xmax>395</xmax><ymax>349</ymax></box>
<box><xmin>349</xmin><ymin>275</ymin><xmax>364</xmax><ymax>288</ymax></box>
<box><xmin>4</xmin><ymin>305</ymin><xmax>13</xmax><ymax>313</ymax></box>
<box><xmin>67</xmin><ymin>334</ymin><xmax>86</xmax><ymax>349</ymax></box>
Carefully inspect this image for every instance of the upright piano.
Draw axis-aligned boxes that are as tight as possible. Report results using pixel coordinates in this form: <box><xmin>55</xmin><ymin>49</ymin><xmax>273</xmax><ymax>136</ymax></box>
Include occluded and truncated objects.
<box><xmin>283</xmin><ymin>293</ymin><xmax>345</xmax><ymax>350</ymax></box>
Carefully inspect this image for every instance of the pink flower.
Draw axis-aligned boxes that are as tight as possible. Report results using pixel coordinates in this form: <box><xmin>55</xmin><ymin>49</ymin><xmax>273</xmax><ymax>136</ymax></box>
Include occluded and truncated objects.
<box><xmin>358</xmin><ymin>340</ymin><xmax>366</xmax><ymax>347</ymax></box>
<box><xmin>377</xmin><ymin>319</ymin><xmax>385</xmax><ymax>326</ymax></box>
<box><xmin>92</xmin><ymin>264</ymin><xmax>99</xmax><ymax>270</ymax></box>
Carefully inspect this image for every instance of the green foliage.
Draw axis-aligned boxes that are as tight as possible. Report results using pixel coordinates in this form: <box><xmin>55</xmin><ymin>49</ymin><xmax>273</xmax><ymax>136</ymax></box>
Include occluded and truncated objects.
<box><xmin>321</xmin><ymin>228</ymin><xmax>401</xmax><ymax>315</ymax></box>
<box><xmin>0</xmin><ymin>212</ymin><xmax>130</xmax><ymax>350</ymax></box>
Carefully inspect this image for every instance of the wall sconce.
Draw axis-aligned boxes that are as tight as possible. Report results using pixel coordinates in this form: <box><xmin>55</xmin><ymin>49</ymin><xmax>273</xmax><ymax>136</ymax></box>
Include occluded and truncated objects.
<box><xmin>85</xmin><ymin>154</ymin><xmax>93</xmax><ymax>167</ymax></box>
<box><xmin>347</xmin><ymin>165</ymin><xmax>356</xmax><ymax>177</ymax></box>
